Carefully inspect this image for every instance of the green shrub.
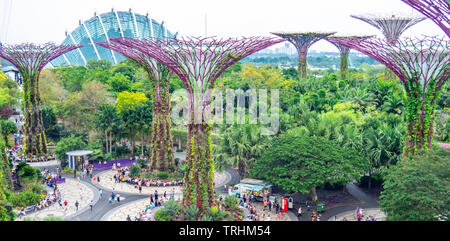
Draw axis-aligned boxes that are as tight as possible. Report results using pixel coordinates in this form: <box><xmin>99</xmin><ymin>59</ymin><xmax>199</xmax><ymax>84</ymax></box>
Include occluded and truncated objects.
<box><xmin>183</xmin><ymin>205</ymin><xmax>199</xmax><ymax>221</ymax></box>
<box><xmin>201</xmin><ymin>215</ymin><xmax>212</xmax><ymax>221</ymax></box>
<box><xmin>136</xmin><ymin>159</ymin><xmax>148</xmax><ymax>169</ymax></box>
<box><xmin>207</xmin><ymin>206</ymin><xmax>227</xmax><ymax>221</ymax></box>
<box><xmin>129</xmin><ymin>164</ymin><xmax>141</xmax><ymax>178</ymax></box>
<box><xmin>163</xmin><ymin>200</ymin><xmax>181</xmax><ymax>219</ymax></box>
<box><xmin>9</xmin><ymin>190</ymin><xmax>41</xmax><ymax>208</ymax></box>
<box><xmin>62</xmin><ymin>167</ymin><xmax>75</xmax><ymax>174</ymax></box>
<box><xmin>154</xmin><ymin>209</ymin><xmax>171</xmax><ymax>221</ymax></box>
<box><xmin>157</xmin><ymin>171</ymin><xmax>169</xmax><ymax>179</ymax></box>
<box><xmin>224</xmin><ymin>195</ymin><xmax>238</xmax><ymax>210</ymax></box>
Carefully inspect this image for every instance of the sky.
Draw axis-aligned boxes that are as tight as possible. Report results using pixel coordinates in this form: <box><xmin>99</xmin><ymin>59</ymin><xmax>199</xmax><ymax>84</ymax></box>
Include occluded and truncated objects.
<box><xmin>0</xmin><ymin>0</ymin><xmax>446</xmax><ymax>52</ymax></box>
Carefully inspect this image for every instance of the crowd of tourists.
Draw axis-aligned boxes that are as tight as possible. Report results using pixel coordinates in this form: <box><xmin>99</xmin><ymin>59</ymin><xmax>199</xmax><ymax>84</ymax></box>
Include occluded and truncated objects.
<box><xmin>16</xmin><ymin>186</ymin><xmax>61</xmax><ymax>219</ymax></box>
<box><xmin>128</xmin><ymin>189</ymin><xmax>178</xmax><ymax>221</ymax></box>
<box><xmin>112</xmin><ymin>167</ymin><xmax>183</xmax><ymax>192</ymax></box>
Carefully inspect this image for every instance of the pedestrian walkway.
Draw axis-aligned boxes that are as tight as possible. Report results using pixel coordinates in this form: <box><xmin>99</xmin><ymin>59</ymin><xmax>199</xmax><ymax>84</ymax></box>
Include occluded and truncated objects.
<box><xmin>22</xmin><ymin>178</ymin><xmax>94</xmax><ymax>220</ymax></box>
<box><xmin>101</xmin><ymin>198</ymin><xmax>161</xmax><ymax>221</ymax></box>
<box><xmin>327</xmin><ymin>208</ymin><xmax>386</xmax><ymax>221</ymax></box>
<box><xmin>93</xmin><ymin>170</ymin><xmax>228</xmax><ymax>195</ymax></box>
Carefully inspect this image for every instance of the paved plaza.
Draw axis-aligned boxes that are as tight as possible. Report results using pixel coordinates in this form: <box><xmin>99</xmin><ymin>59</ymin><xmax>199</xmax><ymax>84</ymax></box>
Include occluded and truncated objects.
<box><xmin>101</xmin><ymin>198</ymin><xmax>160</xmax><ymax>221</ymax></box>
<box><xmin>327</xmin><ymin>208</ymin><xmax>386</xmax><ymax>221</ymax></box>
<box><xmin>21</xmin><ymin>178</ymin><xmax>95</xmax><ymax>220</ymax></box>
<box><xmin>93</xmin><ymin>169</ymin><xmax>228</xmax><ymax>195</ymax></box>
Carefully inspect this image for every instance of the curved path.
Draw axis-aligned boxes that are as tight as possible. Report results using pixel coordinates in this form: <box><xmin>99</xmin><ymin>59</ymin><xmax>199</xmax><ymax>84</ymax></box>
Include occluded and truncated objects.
<box><xmin>25</xmin><ymin>155</ymin><xmax>239</xmax><ymax>221</ymax></box>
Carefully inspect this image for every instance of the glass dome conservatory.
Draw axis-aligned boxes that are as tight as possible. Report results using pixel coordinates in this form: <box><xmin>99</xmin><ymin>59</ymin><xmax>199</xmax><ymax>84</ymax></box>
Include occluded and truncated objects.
<box><xmin>51</xmin><ymin>9</ymin><xmax>177</xmax><ymax>66</ymax></box>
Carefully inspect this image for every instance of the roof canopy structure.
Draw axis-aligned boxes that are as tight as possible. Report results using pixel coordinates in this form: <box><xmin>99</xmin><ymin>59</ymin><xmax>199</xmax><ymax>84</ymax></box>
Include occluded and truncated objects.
<box><xmin>401</xmin><ymin>0</ymin><xmax>450</xmax><ymax>37</ymax></box>
<box><xmin>351</xmin><ymin>13</ymin><xmax>426</xmax><ymax>44</ymax></box>
<box><xmin>66</xmin><ymin>150</ymin><xmax>93</xmax><ymax>157</ymax></box>
<box><xmin>271</xmin><ymin>32</ymin><xmax>336</xmax><ymax>78</ymax></box>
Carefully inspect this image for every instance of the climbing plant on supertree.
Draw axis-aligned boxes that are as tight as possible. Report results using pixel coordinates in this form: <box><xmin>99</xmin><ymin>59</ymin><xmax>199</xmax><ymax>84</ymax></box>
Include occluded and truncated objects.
<box><xmin>325</xmin><ymin>35</ymin><xmax>374</xmax><ymax>80</ymax></box>
<box><xmin>120</xmin><ymin>36</ymin><xmax>284</xmax><ymax>217</ymax></box>
<box><xmin>271</xmin><ymin>32</ymin><xmax>335</xmax><ymax>79</ymax></box>
<box><xmin>401</xmin><ymin>0</ymin><xmax>450</xmax><ymax>37</ymax></box>
<box><xmin>96</xmin><ymin>40</ymin><xmax>175</xmax><ymax>172</ymax></box>
<box><xmin>0</xmin><ymin>43</ymin><xmax>82</xmax><ymax>156</ymax></box>
<box><xmin>351</xmin><ymin>13</ymin><xmax>426</xmax><ymax>80</ymax></box>
<box><xmin>328</xmin><ymin>36</ymin><xmax>449</xmax><ymax>159</ymax></box>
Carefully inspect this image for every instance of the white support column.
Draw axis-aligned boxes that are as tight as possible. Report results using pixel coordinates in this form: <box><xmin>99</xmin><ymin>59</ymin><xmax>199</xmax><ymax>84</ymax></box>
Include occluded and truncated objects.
<box><xmin>114</xmin><ymin>10</ymin><xmax>125</xmax><ymax>37</ymax></box>
<box><xmin>68</xmin><ymin>32</ymin><xmax>87</xmax><ymax>65</ymax></box>
<box><xmin>82</xmin><ymin>23</ymin><xmax>101</xmax><ymax>60</ymax></box>
<box><xmin>62</xmin><ymin>54</ymin><xmax>72</xmax><ymax>65</ymax></box>
<box><xmin>148</xmin><ymin>15</ymin><xmax>154</xmax><ymax>38</ymax></box>
<box><xmin>68</xmin><ymin>156</ymin><xmax>71</xmax><ymax>169</ymax></box>
<box><xmin>131</xmin><ymin>11</ymin><xmax>140</xmax><ymax>39</ymax></box>
<box><xmin>98</xmin><ymin>15</ymin><xmax>118</xmax><ymax>65</ymax></box>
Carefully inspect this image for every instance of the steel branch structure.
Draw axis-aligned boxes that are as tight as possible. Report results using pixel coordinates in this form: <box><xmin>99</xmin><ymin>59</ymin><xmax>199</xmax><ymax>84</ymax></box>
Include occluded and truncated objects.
<box><xmin>351</xmin><ymin>13</ymin><xmax>426</xmax><ymax>80</ymax></box>
<box><xmin>328</xmin><ymin>36</ymin><xmax>449</xmax><ymax>157</ymax></box>
<box><xmin>271</xmin><ymin>32</ymin><xmax>336</xmax><ymax>79</ymax></box>
<box><xmin>401</xmin><ymin>0</ymin><xmax>450</xmax><ymax>37</ymax></box>
<box><xmin>111</xmin><ymin>36</ymin><xmax>284</xmax><ymax>216</ymax></box>
<box><xmin>325</xmin><ymin>35</ymin><xmax>374</xmax><ymax>80</ymax></box>
<box><xmin>0</xmin><ymin>43</ymin><xmax>82</xmax><ymax>156</ymax></box>
<box><xmin>96</xmin><ymin>40</ymin><xmax>174</xmax><ymax>172</ymax></box>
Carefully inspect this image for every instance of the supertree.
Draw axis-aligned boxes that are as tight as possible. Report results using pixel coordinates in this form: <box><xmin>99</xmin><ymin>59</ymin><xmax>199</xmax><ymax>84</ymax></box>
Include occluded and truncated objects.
<box><xmin>271</xmin><ymin>32</ymin><xmax>336</xmax><ymax>79</ymax></box>
<box><xmin>351</xmin><ymin>13</ymin><xmax>427</xmax><ymax>80</ymax></box>
<box><xmin>328</xmin><ymin>36</ymin><xmax>449</xmax><ymax>158</ymax></box>
<box><xmin>401</xmin><ymin>0</ymin><xmax>450</xmax><ymax>37</ymax></box>
<box><xmin>0</xmin><ymin>43</ymin><xmax>82</xmax><ymax>156</ymax></box>
<box><xmin>325</xmin><ymin>35</ymin><xmax>374</xmax><ymax>80</ymax></box>
<box><xmin>117</xmin><ymin>36</ymin><xmax>284</xmax><ymax>216</ymax></box>
<box><xmin>95</xmin><ymin>40</ymin><xmax>175</xmax><ymax>171</ymax></box>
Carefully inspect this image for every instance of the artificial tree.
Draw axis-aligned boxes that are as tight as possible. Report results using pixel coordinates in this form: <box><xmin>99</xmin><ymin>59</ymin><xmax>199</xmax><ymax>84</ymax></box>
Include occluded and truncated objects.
<box><xmin>0</xmin><ymin>43</ymin><xmax>82</xmax><ymax>156</ymax></box>
<box><xmin>401</xmin><ymin>0</ymin><xmax>450</xmax><ymax>37</ymax></box>
<box><xmin>120</xmin><ymin>36</ymin><xmax>284</xmax><ymax>216</ymax></box>
<box><xmin>271</xmin><ymin>32</ymin><xmax>336</xmax><ymax>79</ymax></box>
<box><xmin>96</xmin><ymin>40</ymin><xmax>175</xmax><ymax>172</ymax></box>
<box><xmin>351</xmin><ymin>13</ymin><xmax>426</xmax><ymax>80</ymax></box>
<box><xmin>328</xmin><ymin>36</ymin><xmax>449</xmax><ymax>158</ymax></box>
<box><xmin>325</xmin><ymin>35</ymin><xmax>374</xmax><ymax>80</ymax></box>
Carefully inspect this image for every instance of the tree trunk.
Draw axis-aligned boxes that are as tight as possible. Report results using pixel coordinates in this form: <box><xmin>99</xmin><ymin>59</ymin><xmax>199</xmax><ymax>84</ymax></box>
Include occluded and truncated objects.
<box><xmin>23</xmin><ymin>73</ymin><xmax>47</xmax><ymax>156</ymax></box>
<box><xmin>183</xmin><ymin>123</ymin><xmax>216</xmax><ymax>217</ymax></box>
<box><xmin>109</xmin><ymin>131</ymin><xmax>112</xmax><ymax>153</ymax></box>
<box><xmin>298</xmin><ymin>51</ymin><xmax>308</xmax><ymax>79</ymax></box>
<box><xmin>403</xmin><ymin>84</ymin><xmax>439</xmax><ymax>158</ymax></box>
<box><xmin>238</xmin><ymin>158</ymin><xmax>245</xmax><ymax>178</ymax></box>
<box><xmin>141</xmin><ymin>130</ymin><xmax>145</xmax><ymax>157</ymax></box>
<box><xmin>310</xmin><ymin>186</ymin><xmax>318</xmax><ymax>203</ymax></box>
<box><xmin>368</xmin><ymin>171</ymin><xmax>372</xmax><ymax>190</ymax></box>
<box><xmin>340</xmin><ymin>50</ymin><xmax>349</xmax><ymax>80</ymax></box>
<box><xmin>149</xmin><ymin>86</ymin><xmax>174</xmax><ymax>171</ymax></box>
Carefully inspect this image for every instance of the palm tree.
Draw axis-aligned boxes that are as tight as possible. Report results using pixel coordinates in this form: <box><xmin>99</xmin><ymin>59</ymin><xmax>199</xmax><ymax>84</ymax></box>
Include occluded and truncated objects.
<box><xmin>382</xmin><ymin>93</ymin><xmax>404</xmax><ymax>114</ymax></box>
<box><xmin>214</xmin><ymin>124</ymin><xmax>269</xmax><ymax>178</ymax></box>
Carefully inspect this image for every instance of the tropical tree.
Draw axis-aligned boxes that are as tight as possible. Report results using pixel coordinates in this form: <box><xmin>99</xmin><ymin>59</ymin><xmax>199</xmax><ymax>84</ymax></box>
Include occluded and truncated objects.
<box><xmin>380</xmin><ymin>147</ymin><xmax>450</xmax><ymax>221</ymax></box>
<box><xmin>251</xmin><ymin>131</ymin><xmax>370</xmax><ymax>202</ymax></box>
<box><xmin>214</xmin><ymin>124</ymin><xmax>269</xmax><ymax>178</ymax></box>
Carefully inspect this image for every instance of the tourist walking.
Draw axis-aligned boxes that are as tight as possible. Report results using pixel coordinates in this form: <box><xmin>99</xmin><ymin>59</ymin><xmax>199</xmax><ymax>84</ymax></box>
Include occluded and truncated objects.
<box><xmin>298</xmin><ymin>207</ymin><xmax>302</xmax><ymax>218</ymax></box>
<box><xmin>99</xmin><ymin>189</ymin><xmax>103</xmax><ymax>199</ymax></box>
<box><xmin>89</xmin><ymin>200</ymin><xmax>94</xmax><ymax>212</ymax></box>
<box><xmin>75</xmin><ymin>200</ymin><xmax>79</xmax><ymax>211</ymax></box>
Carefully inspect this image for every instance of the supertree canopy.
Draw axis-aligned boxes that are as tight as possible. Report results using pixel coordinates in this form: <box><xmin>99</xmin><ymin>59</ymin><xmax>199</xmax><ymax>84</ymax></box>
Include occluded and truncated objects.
<box><xmin>0</xmin><ymin>43</ymin><xmax>83</xmax><ymax>156</ymax></box>
<box><xmin>271</xmin><ymin>32</ymin><xmax>336</xmax><ymax>79</ymax></box>
<box><xmin>328</xmin><ymin>36</ymin><xmax>449</xmax><ymax>158</ymax></box>
<box><xmin>122</xmin><ymin>36</ymin><xmax>284</xmax><ymax>216</ymax></box>
<box><xmin>351</xmin><ymin>13</ymin><xmax>427</xmax><ymax>80</ymax></box>
<box><xmin>401</xmin><ymin>0</ymin><xmax>450</xmax><ymax>37</ymax></box>
<box><xmin>325</xmin><ymin>35</ymin><xmax>374</xmax><ymax>80</ymax></box>
<box><xmin>96</xmin><ymin>39</ymin><xmax>174</xmax><ymax>172</ymax></box>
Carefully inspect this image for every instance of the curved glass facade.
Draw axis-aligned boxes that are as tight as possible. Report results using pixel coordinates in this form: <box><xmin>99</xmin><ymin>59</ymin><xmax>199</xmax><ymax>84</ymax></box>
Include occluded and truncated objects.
<box><xmin>51</xmin><ymin>10</ymin><xmax>176</xmax><ymax>66</ymax></box>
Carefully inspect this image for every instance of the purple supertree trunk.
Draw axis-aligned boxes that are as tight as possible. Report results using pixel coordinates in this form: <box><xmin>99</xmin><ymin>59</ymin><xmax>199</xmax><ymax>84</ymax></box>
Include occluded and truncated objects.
<box><xmin>402</xmin><ymin>0</ymin><xmax>450</xmax><ymax>37</ymax></box>
<box><xmin>110</xmin><ymin>36</ymin><xmax>284</xmax><ymax>216</ymax></box>
<box><xmin>325</xmin><ymin>36</ymin><xmax>374</xmax><ymax>80</ymax></box>
<box><xmin>96</xmin><ymin>41</ymin><xmax>175</xmax><ymax>172</ymax></box>
<box><xmin>328</xmin><ymin>36</ymin><xmax>449</xmax><ymax>158</ymax></box>
<box><xmin>0</xmin><ymin>43</ymin><xmax>82</xmax><ymax>156</ymax></box>
<box><xmin>271</xmin><ymin>32</ymin><xmax>336</xmax><ymax>79</ymax></box>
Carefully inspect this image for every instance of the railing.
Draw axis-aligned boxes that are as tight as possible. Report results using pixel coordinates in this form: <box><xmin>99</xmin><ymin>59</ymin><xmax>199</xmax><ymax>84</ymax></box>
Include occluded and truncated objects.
<box><xmin>92</xmin><ymin>157</ymin><xmax>137</xmax><ymax>171</ymax></box>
